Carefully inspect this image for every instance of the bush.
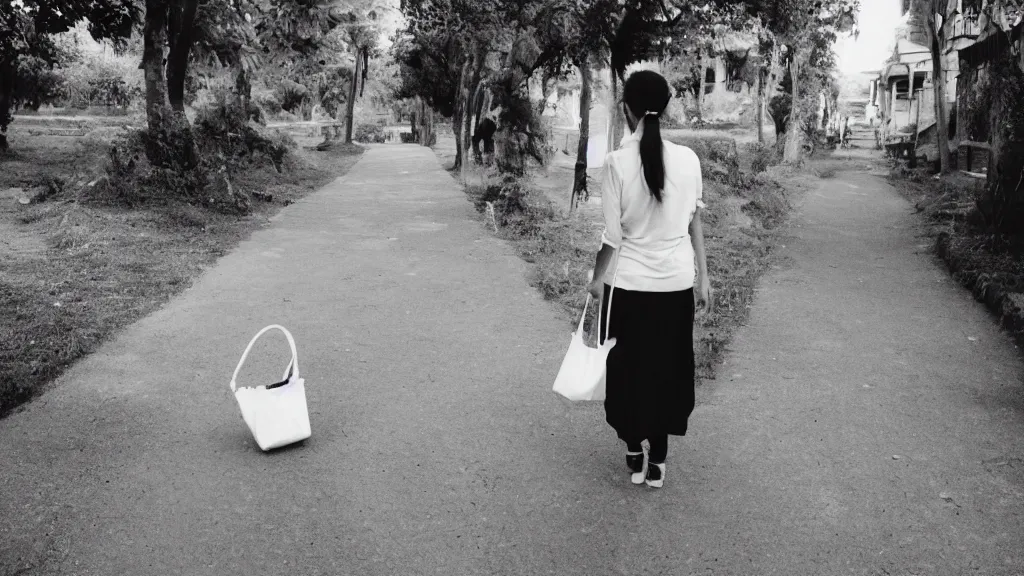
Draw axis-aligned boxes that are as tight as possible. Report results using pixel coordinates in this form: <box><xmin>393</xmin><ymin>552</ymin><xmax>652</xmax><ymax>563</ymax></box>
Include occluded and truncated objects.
<box><xmin>56</xmin><ymin>53</ymin><xmax>143</xmax><ymax>110</ymax></box>
<box><xmin>254</xmin><ymin>90</ymin><xmax>283</xmax><ymax>115</ymax></box>
<box><xmin>193</xmin><ymin>92</ymin><xmax>289</xmax><ymax>171</ymax></box>
<box><xmin>668</xmin><ymin>136</ymin><xmax>743</xmax><ymax>186</ymax></box>
<box><xmin>746</xmin><ymin>142</ymin><xmax>781</xmax><ymax>174</ymax></box>
<box><xmin>741</xmin><ymin>178</ymin><xmax>790</xmax><ymax>230</ymax></box>
<box><xmin>15</xmin><ymin>55</ymin><xmax>67</xmax><ymax>111</ymax></box>
<box><xmin>103</xmin><ymin>93</ymin><xmax>294</xmax><ymax>213</ymax></box>
<box><xmin>399</xmin><ymin>132</ymin><xmax>416</xmax><ymax>143</ymax></box>
<box><xmin>354</xmin><ymin>123</ymin><xmax>386</xmax><ymax>143</ymax></box>
<box><xmin>86</xmin><ymin>77</ymin><xmax>136</xmax><ymax>108</ymax></box>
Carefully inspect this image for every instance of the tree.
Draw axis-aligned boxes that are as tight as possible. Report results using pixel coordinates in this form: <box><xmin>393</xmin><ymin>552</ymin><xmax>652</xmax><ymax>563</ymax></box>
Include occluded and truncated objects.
<box><xmin>0</xmin><ymin>0</ymin><xmax>138</xmax><ymax>150</ymax></box>
<box><xmin>398</xmin><ymin>0</ymin><xmax>509</xmax><ymax>171</ymax></box>
<box><xmin>136</xmin><ymin>0</ymin><xmax>387</xmax><ymax>168</ymax></box>
<box><xmin>528</xmin><ymin>0</ymin><xmax>695</xmax><ymax>208</ymax></box>
<box><xmin>739</xmin><ymin>0</ymin><xmax>858</xmax><ymax>163</ymax></box>
<box><xmin>342</xmin><ymin>22</ymin><xmax>381</xmax><ymax>143</ymax></box>
<box><xmin>967</xmin><ymin>0</ymin><xmax>1024</xmax><ymax>233</ymax></box>
<box><xmin>925</xmin><ymin>0</ymin><xmax>952</xmax><ymax>173</ymax></box>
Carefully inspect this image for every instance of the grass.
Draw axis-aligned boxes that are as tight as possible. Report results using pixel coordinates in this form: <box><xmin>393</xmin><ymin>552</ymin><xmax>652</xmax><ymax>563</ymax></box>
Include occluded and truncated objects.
<box><xmin>0</xmin><ymin>131</ymin><xmax>363</xmax><ymax>418</ymax></box>
<box><xmin>887</xmin><ymin>163</ymin><xmax>1024</xmax><ymax>345</ymax></box>
<box><xmin>435</xmin><ymin>128</ymin><xmax>810</xmax><ymax>382</ymax></box>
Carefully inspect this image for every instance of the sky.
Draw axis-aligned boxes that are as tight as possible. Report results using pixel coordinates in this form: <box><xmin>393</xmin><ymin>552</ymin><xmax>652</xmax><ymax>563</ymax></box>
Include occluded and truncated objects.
<box><xmin>836</xmin><ymin>0</ymin><xmax>905</xmax><ymax>75</ymax></box>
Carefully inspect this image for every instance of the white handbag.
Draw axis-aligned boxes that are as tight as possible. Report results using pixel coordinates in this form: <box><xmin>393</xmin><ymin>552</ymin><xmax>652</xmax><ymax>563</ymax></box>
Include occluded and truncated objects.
<box><xmin>230</xmin><ymin>325</ymin><xmax>312</xmax><ymax>451</ymax></box>
<box><xmin>552</xmin><ymin>254</ymin><xmax>619</xmax><ymax>402</ymax></box>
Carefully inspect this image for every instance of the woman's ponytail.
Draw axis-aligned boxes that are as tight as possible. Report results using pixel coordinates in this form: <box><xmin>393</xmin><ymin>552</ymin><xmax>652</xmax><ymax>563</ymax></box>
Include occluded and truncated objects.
<box><xmin>638</xmin><ymin>113</ymin><xmax>664</xmax><ymax>202</ymax></box>
<box><xmin>622</xmin><ymin>70</ymin><xmax>671</xmax><ymax>203</ymax></box>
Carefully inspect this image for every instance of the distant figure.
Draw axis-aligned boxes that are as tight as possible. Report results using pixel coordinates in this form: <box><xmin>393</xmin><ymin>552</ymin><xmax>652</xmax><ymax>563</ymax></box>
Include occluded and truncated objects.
<box><xmin>840</xmin><ymin>116</ymin><xmax>851</xmax><ymax>149</ymax></box>
<box><xmin>472</xmin><ymin>117</ymin><xmax>497</xmax><ymax>165</ymax></box>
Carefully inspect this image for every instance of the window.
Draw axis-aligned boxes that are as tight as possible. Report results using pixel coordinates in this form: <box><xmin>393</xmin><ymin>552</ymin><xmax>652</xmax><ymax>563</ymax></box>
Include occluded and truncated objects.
<box><xmin>894</xmin><ymin>78</ymin><xmax>910</xmax><ymax>99</ymax></box>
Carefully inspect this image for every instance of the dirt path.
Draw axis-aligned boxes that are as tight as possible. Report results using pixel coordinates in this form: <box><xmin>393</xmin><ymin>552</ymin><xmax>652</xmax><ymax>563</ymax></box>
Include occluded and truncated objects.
<box><xmin>2</xmin><ymin>149</ymin><xmax>1023</xmax><ymax>575</ymax></box>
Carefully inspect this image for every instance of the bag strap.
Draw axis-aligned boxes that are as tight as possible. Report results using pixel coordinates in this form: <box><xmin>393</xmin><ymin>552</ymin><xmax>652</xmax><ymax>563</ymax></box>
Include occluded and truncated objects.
<box><xmin>230</xmin><ymin>325</ymin><xmax>300</xmax><ymax>393</ymax></box>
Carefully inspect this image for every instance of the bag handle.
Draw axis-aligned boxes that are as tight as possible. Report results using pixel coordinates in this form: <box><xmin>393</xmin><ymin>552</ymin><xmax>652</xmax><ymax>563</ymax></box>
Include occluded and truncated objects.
<box><xmin>230</xmin><ymin>325</ymin><xmax>300</xmax><ymax>393</ymax></box>
<box><xmin>600</xmin><ymin>250</ymin><xmax>620</xmax><ymax>346</ymax></box>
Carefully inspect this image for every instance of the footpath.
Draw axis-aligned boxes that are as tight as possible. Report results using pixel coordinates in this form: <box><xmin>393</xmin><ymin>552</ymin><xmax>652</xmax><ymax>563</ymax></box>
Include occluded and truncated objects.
<box><xmin>2</xmin><ymin>146</ymin><xmax>1023</xmax><ymax>575</ymax></box>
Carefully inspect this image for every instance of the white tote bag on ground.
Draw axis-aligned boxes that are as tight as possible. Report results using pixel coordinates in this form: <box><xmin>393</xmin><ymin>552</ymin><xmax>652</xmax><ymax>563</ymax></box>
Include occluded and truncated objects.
<box><xmin>552</xmin><ymin>255</ymin><xmax>619</xmax><ymax>402</ymax></box>
<box><xmin>230</xmin><ymin>325</ymin><xmax>311</xmax><ymax>451</ymax></box>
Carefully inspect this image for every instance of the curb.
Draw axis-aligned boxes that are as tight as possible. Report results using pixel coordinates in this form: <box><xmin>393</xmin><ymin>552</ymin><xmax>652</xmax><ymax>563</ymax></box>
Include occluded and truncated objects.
<box><xmin>935</xmin><ymin>231</ymin><xmax>1024</xmax><ymax>348</ymax></box>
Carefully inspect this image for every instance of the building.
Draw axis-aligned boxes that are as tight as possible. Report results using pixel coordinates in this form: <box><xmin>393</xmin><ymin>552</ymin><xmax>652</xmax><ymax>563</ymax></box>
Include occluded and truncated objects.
<box><xmin>950</xmin><ymin>0</ymin><xmax>1023</xmax><ymax>174</ymax></box>
<box><xmin>871</xmin><ymin>0</ymin><xmax>1022</xmax><ymax>169</ymax></box>
<box><xmin>871</xmin><ymin>0</ymin><xmax>959</xmax><ymax>163</ymax></box>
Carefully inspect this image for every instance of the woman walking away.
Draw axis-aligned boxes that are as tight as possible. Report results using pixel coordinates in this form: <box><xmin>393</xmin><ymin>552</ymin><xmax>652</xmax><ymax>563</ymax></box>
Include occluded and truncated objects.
<box><xmin>587</xmin><ymin>70</ymin><xmax>713</xmax><ymax>489</ymax></box>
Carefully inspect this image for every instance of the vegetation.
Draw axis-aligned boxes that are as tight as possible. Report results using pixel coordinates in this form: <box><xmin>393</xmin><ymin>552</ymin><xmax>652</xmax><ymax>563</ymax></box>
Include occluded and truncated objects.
<box><xmin>0</xmin><ymin>0</ymin><xmax>859</xmax><ymax>415</ymax></box>
<box><xmin>0</xmin><ymin>0</ymin><xmax>394</xmax><ymax>416</ymax></box>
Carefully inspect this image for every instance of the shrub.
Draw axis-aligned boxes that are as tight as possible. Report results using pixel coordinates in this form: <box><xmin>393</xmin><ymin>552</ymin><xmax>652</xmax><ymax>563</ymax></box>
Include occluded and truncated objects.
<box><xmin>193</xmin><ymin>91</ymin><xmax>289</xmax><ymax>172</ymax></box>
<box><xmin>103</xmin><ymin>93</ymin><xmax>294</xmax><ymax>213</ymax></box>
<box><xmin>354</xmin><ymin>123</ymin><xmax>386</xmax><ymax>143</ymax></box>
<box><xmin>86</xmin><ymin>77</ymin><xmax>136</xmax><ymax>108</ymax></box>
<box><xmin>15</xmin><ymin>55</ymin><xmax>67</xmax><ymax>111</ymax></box>
<box><xmin>103</xmin><ymin>129</ymin><xmax>204</xmax><ymax>204</ymax></box>
<box><xmin>741</xmin><ymin>178</ymin><xmax>790</xmax><ymax>229</ymax></box>
<box><xmin>254</xmin><ymin>90</ymin><xmax>283</xmax><ymax>116</ymax></box>
<box><xmin>746</xmin><ymin>142</ymin><xmax>781</xmax><ymax>174</ymax></box>
<box><xmin>57</xmin><ymin>53</ymin><xmax>143</xmax><ymax>110</ymax></box>
<box><xmin>399</xmin><ymin>132</ymin><xmax>416</xmax><ymax>143</ymax></box>
<box><xmin>668</xmin><ymin>135</ymin><xmax>743</xmax><ymax>186</ymax></box>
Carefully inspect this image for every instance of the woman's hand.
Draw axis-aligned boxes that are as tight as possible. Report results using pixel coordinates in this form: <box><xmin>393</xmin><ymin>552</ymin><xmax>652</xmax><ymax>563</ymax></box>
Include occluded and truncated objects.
<box><xmin>695</xmin><ymin>275</ymin><xmax>713</xmax><ymax>319</ymax></box>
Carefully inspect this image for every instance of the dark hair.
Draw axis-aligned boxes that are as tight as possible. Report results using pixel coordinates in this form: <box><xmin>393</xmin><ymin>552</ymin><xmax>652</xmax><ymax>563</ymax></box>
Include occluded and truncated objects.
<box><xmin>622</xmin><ymin>70</ymin><xmax>671</xmax><ymax>202</ymax></box>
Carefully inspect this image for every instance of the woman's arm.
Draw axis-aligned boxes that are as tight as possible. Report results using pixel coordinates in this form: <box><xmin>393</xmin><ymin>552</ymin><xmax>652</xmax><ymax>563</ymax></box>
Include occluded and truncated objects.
<box><xmin>689</xmin><ymin>207</ymin><xmax>713</xmax><ymax>316</ymax></box>
<box><xmin>588</xmin><ymin>244</ymin><xmax>616</xmax><ymax>298</ymax></box>
<box><xmin>589</xmin><ymin>155</ymin><xmax>622</xmax><ymax>299</ymax></box>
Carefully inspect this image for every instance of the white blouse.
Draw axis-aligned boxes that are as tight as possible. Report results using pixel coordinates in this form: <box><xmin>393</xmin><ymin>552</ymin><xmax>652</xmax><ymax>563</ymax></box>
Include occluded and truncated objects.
<box><xmin>600</xmin><ymin>126</ymin><xmax>705</xmax><ymax>292</ymax></box>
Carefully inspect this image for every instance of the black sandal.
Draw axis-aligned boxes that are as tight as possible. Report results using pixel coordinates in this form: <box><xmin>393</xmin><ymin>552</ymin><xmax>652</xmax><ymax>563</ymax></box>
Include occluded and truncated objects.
<box><xmin>627</xmin><ymin>450</ymin><xmax>646</xmax><ymax>485</ymax></box>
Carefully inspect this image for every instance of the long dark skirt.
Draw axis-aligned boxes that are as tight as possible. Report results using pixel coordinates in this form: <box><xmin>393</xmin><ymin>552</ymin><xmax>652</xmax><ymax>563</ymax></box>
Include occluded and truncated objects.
<box><xmin>599</xmin><ymin>285</ymin><xmax>696</xmax><ymax>440</ymax></box>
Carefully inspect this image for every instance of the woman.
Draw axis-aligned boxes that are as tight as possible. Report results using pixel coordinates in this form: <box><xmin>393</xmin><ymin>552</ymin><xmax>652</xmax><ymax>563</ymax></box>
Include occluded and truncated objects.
<box><xmin>588</xmin><ymin>70</ymin><xmax>712</xmax><ymax>489</ymax></box>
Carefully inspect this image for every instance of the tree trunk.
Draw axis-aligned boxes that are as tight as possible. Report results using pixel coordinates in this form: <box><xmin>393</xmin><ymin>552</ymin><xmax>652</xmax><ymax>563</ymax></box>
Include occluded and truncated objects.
<box><xmin>418</xmin><ymin>99</ymin><xmax>425</xmax><ymax>144</ymax></box>
<box><xmin>698</xmin><ymin>55</ymin><xmax>707</xmax><ymax>120</ymax></box>
<box><xmin>928</xmin><ymin>13</ymin><xmax>952</xmax><ymax>173</ymax></box>
<box><xmin>473</xmin><ymin>86</ymin><xmax>485</xmax><ymax>130</ymax></box>
<box><xmin>143</xmin><ymin>0</ymin><xmax>196</xmax><ymax>170</ymax></box>
<box><xmin>166</xmin><ymin>0</ymin><xmax>199</xmax><ymax>112</ymax></box>
<box><xmin>452</xmin><ymin>56</ymin><xmax>471</xmax><ymax>171</ymax></box>
<box><xmin>461</xmin><ymin>45</ymin><xmax>485</xmax><ymax>179</ymax></box>
<box><xmin>607</xmin><ymin>71</ymin><xmax>619</xmax><ymax>154</ymax></box>
<box><xmin>234</xmin><ymin>65</ymin><xmax>253</xmax><ymax>117</ymax></box>
<box><xmin>143</xmin><ymin>0</ymin><xmax>171</xmax><ymax>135</ymax></box>
<box><xmin>783</xmin><ymin>53</ymin><xmax>803</xmax><ymax>164</ymax></box>
<box><xmin>538</xmin><ymin>71</ymin><xmax>553</xmax><ymax>117</ymax></box>
<box><xmin>419</xmin><ymin>99</ymin><xmax>432</xmax><ymax>146</ymax></box>
<box><xmin>0</xmin><ymin>55</ymin><xmax>14</xmax><ymax>152</ymax></box>
<box><xmin>979</xmin><ymin>53</ymin><xmax>1024</xmax><ymax>233</ymax></box>
<box><xmin>756</xmin><ymin>70</ymin><xmax>765</xmax><ymax>144</ymax></box>
<box><xmin>344</xmin><ymin>47</ymin><xmax>364</xmax><ymax>144</ymax></box>
<box><xmin>481</xmin><ymin>91</ymin><xmax>493</xmax><ymax>121</ymax></box>
<box><xmin>572</xmin><ymin>56</ymin><xmax>592</xmax><ymax>211</ymax></box>
<box><xmin>612</xmin><ymin>72</ymin><xmax>625</xmax><ymax>148</ymax></box>
<box><xmin>426</xmin><ymin>105</ymin><xmax>435</xmax><ymax>146</ymax></box>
